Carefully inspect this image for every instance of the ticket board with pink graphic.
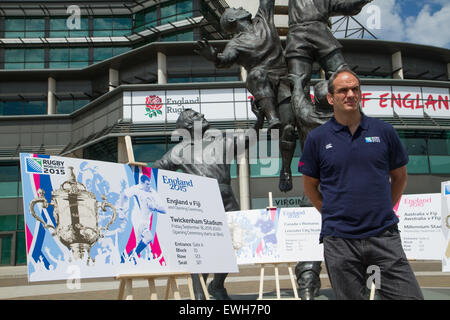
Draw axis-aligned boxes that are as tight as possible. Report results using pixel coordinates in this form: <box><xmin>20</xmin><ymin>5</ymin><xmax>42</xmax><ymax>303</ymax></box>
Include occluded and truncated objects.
<box><xmin>20</xmin><ymin>154</ymin><xmax>237</xmax><ymax>282</ymax></box>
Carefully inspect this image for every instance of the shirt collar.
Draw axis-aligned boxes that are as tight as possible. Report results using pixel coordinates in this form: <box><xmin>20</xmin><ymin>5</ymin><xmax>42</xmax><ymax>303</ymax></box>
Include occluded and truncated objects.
<box><xmin>330</xmin><ymin>113</ymin><xmax>369</xmax><ymax>132</ymax></box>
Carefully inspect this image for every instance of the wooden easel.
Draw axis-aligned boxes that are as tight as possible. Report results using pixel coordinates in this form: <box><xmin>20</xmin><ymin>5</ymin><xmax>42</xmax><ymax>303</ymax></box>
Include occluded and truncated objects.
<box><xmin>258</xmin><ymin>262</ymin><xmax>300</xmax><ymax>300</ymax></box>
<box><xmin>116</xmin><ymin>272</ymin><xmax>197</xmax><ymax>300</ymax></box>
<box><xmin>120</xmin><ymin>135</ymin><xmax>148</xmax><ymax>167</ymax></box>
<box><xmin>258</xmin><ymin>192</ymin><xmax>300</xmax><ymax>300</ymax></box>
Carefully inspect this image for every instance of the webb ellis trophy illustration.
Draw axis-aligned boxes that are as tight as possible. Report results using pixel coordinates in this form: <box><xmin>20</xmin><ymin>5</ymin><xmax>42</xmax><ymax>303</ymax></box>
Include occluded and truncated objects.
<box><xmin>29</xmin><ymin>167</ymin><xmax>117</xmax><ymax>264</ymax></box>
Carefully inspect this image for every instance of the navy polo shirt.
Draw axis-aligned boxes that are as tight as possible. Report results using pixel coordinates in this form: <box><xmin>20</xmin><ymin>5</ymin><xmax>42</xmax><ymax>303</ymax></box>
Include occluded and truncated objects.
<box><xmin>298</xmin><ymin>114</ymin><xmax>408</xmax><ymax>242</ymax></box>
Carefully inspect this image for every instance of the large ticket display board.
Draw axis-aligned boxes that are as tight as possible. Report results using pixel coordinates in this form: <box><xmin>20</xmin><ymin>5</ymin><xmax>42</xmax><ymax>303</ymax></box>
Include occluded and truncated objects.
<box><xmin>227</xmin><ymin>208</ymin><xmax>323</xmax><ymax>264</ymax></box>
<box><xmin>20</xmin><ymin>154</ymin><xmax>237</xmax><ymax>282</ymax></box>
<box><xmin>442</xmin><ymin>182</ymin><xmax>450</xmax><ymax>272</ymax></box>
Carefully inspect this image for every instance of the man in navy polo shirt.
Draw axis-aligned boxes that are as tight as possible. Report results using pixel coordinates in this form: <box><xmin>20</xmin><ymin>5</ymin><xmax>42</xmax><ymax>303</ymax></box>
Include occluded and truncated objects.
<box><xmin>298</xmin><ymin>68</ymin><xmax>423</xmax><ymax>300</ymax></box>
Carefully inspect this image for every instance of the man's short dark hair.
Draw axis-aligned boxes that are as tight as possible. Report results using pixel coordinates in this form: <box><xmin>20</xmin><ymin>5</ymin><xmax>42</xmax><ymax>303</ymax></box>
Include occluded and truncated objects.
<box><xmin>328</xmin><ymin>67</ymin><xmax>361</xmax><ymax>94</ymax></box>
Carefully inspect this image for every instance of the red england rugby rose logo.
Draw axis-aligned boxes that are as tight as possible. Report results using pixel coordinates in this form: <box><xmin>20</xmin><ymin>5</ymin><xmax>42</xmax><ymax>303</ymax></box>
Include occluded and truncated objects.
<box><xmin>145</xmin><ymin>95</ymin><xmax>163</xmax><ymax>118</ymax></box>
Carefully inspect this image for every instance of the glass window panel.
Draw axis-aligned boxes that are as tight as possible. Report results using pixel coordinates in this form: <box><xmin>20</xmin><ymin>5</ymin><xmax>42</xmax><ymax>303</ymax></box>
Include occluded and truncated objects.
<box><xmin>25</xmin><ymin>18</ymin><xmax>45</xmax><ymax>31</ymax></box>
<box><xmin>134</xmin><ymin>12</ymin><xmax>145</xmax><ymax>28</ymax></box>
<box><xmin>428</xmin><ymin>138</ymin><xmax>450</xmax><ymax>155</ymax></box>
<box><xmin>50</xmin><ymin>18</ymin><xmax>66</xmax><ymax>30</ymax></box>
<box><xmin>70</xmin><ymin>47</ymin><xmax>89</xmax><ymax>62</ymax></box>
<box><xmin>401</xmin><ymin>138</ymin><xmax>427</xmax><ymax>155</ymax></box>
<box><xmin>145</xmin><ymin>9</ymin><xmax>158</xmax><ymax>26</ymax></box>
<box><xmin>177</xmin><ymin>30</ymin><xmax>193</xmax><ymax>41</ymax></box>
<box><xmin>406</xmin><ymin>155</ymin><xmax>429</xmax><ymax>174</ymax></box>
<box><xmin>161</xmin><ymin>34</ymin><xmax>177</xmax><ymax>42</ymax></box>
<box><xmin>50</xmin><ymin>18</ymin><xmax>69</xmax><ymax>37</ymax></box>
<box><xmin>4</xmin><ymin>63</ymin><xmax>23</xmax><ymax>70</ymax></box>
<box><xmin>168</xmin><ymin>77</ymin><xmax>190</xmax><ymax>83</ymax></box>
<box><xmin>25</xmin><ymin>31</ymin><xmax>45</xmax><ymax>38</ymax></box>
<box><xmin>24</xmin><ymin>62</ymin><xmax>44</xmax><ymax>69</ymax></box>
<box><xmin>113</xmin><ymin>47</ymin><xmax>131</xmax><ymax>56</ymax></box>
<box><xmin>1</xmin><ymin>101</ymin><xmax>22</xmax><ymax>115</ymax></box>
<box><xmin>0</xmin><ymin>165</ymin><xmax>19</xmax><ymax>182</ymax></box>
<box><xmin>23</xmin><ymin>101</ymin><xmax>46</xmax><ymax>115</ymax></box>
<box><xmin>17</xmin><ymin>215</ymin><xmax>25</xmax><ymax>231</ymax></box>
<box><xmin>230</xmin><ymin>159</ymin><xmax>237</xmax><ymax>178</ymax></box>
<box><xmin>69</xmin><ymin>61</ymin><xmax>88</xmax><ymax>69</ymax></box>
<box><xmin>216</xmin><ymin>76</ymin><xmax>240</xmax><ymax>82</ymax></box>
<box><xmin>0</xmin><ymin>182</ymin><xmax>19</xmax><ymax>197</ymax></box>
<box><xmin>429</xmin><ymin>156</ymin><xmax>450</xmax><ymax>174</ymax></box>
<box><xmin>25</xmin><ymin>18</ymin><xmax>45</xmax><ymax>38</ymax></box>
<box><xmin>73</xmin><ymin>99</ymin><xmax>89</xmax><ymax>111</ymax></box>
<box><xmin>177</xmin><ymin>0</ymin><xmax>193</xmax><ymax>13</ymax></box>
<box><xmin>134</xmin><ymin>143</ymin><xmax>168</xmax><ymax>162</ymax></box>
<box><xmin>0</xmin><ymin>215</ymin><xmax>17</xmax><ymax>231</ymax></box>
<box><xmin>49</xmin><ymin>61</ymin><xmax>69</xmax><ymax>69</ymax></box>
<box><xmin>25</xmin><ymin>49</ymin><xmax>45</xmax><ymax>63</ymax></box>
<box><xmin>0</xmin><ymin>235</ymin><xmax>12</xmax><ymax>265</ymax></box>
<box><xmin>5</xmin><ymin>19</ymin><xmax>24</xmax><ymax>38</ymax></box>
<box><xmin>93</xmin><ymin>17</ymin><xmax>113</xmax><ymax>37</ymax></box>
<box><xmin>5</xmin><ymin>49</ymin><xmax>25</xmax><ymax>63</ymax></box>
<box><xmin>93</xmin><ymin>47</ymin><xmax>113</xmax><ymax>62</ymax></box>
<box><xmin>5</xmin><ymin>18</ymin><xmax>24</xmax><ymax>31</ymax></box>
<box><xmin>5</xmin><ymin>31</ymin><xmax>25</xmax><ymax>38</ymax></box>
<box><xmin>50</xmin><ymin>48</ymin><xmax>69</xmax><ymax>62</ymax></box>
<box><xmin>113</xmin><ymin>17</ymin><xmax>132</xmax><ymax>36</ymax></box>
<box><xmin>57</xmin><ymin>100</ymin><xmax>74</xmax><ymax>114</ymax></box>
<box><xmin>16</xmin><ymin>231</ymin><xmax>26</xmax><ymax>265</ymax></box>
<box><xmin>161</xmin><ymin>3</ymin><xmax>177</xmax><ymax>25</ymax></box>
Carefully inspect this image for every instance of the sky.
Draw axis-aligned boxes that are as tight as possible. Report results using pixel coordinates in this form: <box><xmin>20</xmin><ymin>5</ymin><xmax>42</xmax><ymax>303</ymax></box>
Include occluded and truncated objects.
<box><xmin>349</xmin><ymin>0</ymin><xmax>450</xmax><ymax>48</ymax></box>
<box><xmin>226</xmin><ymin>0</ymin><xmax>450</xmax><ymax>49</ymax></box>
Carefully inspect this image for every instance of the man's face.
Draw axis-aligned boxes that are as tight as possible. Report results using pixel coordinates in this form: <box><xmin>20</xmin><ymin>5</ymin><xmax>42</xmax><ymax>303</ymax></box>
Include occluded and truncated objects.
<box><xmin>327</xmin><ymin>72</ymin><xmax>361</xmax><ymax>114</ymax></box>
<box><xmin>141</xmin><ymin>179</ymin><xmax>151</xmax><ymax>192</ymax></box>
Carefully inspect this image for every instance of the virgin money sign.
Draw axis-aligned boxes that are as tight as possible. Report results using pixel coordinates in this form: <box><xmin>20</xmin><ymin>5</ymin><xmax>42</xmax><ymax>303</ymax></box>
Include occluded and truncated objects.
<box><xmin>123</xmin><ymin>85</ymin><xmax>450</xmax><ymax>123</ymax></box>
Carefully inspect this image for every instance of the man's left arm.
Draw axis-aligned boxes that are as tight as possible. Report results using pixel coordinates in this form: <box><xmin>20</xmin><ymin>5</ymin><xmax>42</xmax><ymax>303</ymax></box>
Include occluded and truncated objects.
<box><xmin>389</xmin><ymin>165</ymin><xmax>407</xmax><ymax>207</ymax></box>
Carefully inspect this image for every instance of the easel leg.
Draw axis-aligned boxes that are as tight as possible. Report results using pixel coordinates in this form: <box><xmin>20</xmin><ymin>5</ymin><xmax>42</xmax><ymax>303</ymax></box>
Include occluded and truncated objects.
<box><xmin>125</xmin><ymin>279</ymin><xmax>133</xmax><ymax>300</ymax></box>
<box><xmin>148</xmin><ymin>278</ymin><xmax>158</xmax><ymax>300</ymax></box>
<box><xmin>274</xmin><ymin>263</ymin><xmax>281</xmax><ymax>299</ymax></box>
<box><xmin>258</xmin><ymin>264</ymin><xmax>265</xmax><ymax>300</ymax></box>
<box><xmin>288</xmin><ymin>263</ymin><xmax>299</xmax><ymax>299</ymax></box>
<box><xmin>187</xmin><ymin>275</ymin><xmax>195</xmax><ymax>300</ymax></box>
<box><xmin>164</xmin><ymin>277</ymin><xmax>172</xmax><ymax>300</ymax></box>
<box><xmin>118</xmin><ymin>280</ymin><xmax>126</xmax><ymax>300</ymax></box>
<box><xmin>199</xmin><ymin>275</ymin><xmax>210</xmax><ymax>300</ymax></box>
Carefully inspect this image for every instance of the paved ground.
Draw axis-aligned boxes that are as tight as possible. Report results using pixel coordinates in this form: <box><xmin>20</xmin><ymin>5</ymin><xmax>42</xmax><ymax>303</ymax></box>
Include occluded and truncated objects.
<box><xmin>0</xmin><ymin>261</ymin><xmax>449</xmax><ymax>300</ymax></box>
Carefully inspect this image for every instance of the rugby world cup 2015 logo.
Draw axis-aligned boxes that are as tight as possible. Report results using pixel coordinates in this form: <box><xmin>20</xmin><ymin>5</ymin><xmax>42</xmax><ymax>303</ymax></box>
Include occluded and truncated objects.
<box><xmin>145</xmin><ymin>95</ymin><xmax>163</xmax><ymax>118</ymax></box>
<box><xmin>26</xmin><ymin>157</ymin><xmax>43</xmax><ymax>173</ymax></box>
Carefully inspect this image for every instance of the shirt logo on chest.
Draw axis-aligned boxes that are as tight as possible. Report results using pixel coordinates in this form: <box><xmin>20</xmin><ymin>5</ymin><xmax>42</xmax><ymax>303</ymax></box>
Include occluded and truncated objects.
<box><xmin>325</xmin><ymin>143</ymin><xmax>333</xmax><ymax>150</ymax></box>
<box><xmin>365</xmin><ymin>136</ymin><xmax>381</xmax><ymax>143</ymax></box>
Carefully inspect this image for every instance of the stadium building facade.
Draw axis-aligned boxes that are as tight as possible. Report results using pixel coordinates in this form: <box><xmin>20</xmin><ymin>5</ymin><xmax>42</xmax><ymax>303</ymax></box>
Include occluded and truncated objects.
<box><xmin>0</xmin><ymin>0</ymin><xmax>449</xmax><ymax>266</ymax></box>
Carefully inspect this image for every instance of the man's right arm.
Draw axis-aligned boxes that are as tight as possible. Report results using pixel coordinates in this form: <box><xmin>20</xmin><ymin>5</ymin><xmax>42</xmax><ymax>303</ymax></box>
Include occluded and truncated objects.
<box><xmin>303</xmin><ymin>175</ymin><xmax>323</xmax><ymax>213</ymax></box>
<box><xmin>153</xmin><ymin>148</ymin><xmax>178</xmax><ymax>171</ymax></box>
